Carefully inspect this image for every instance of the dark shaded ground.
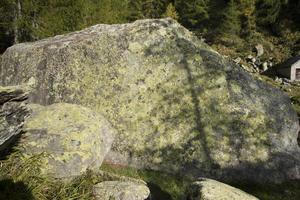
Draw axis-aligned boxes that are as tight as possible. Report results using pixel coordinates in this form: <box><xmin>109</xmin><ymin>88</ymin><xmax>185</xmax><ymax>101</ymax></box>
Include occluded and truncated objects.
<box><xmin>232</xmin><ymin>180</ymin><xmax>300</xmax><ymax>200</ymax></box>
<box><xmin>147</xmin><ymin>182</ymin><xmax>172</xmax><ymax>200</ymax></box>
<box><xmin>0</xmin><ymin>179</ymin><xmax>34</xmax><ymax>200</ymax></box>
<box><xmin>0</xmin><ymin>130</ymin><xmax>34</xmax><ymax>200</ymax></box>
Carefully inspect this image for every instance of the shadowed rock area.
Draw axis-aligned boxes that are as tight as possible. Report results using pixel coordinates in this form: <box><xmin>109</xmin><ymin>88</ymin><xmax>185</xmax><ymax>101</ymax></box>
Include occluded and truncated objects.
<box><xmin>0</xmin><ymin>18</ymin><xmax>299</xmax><ymax>183</ymax></box>
<box><xmin>0</xmin><ymin>86</ymin><xmax>29</xmax><ymax>153</ymax></box>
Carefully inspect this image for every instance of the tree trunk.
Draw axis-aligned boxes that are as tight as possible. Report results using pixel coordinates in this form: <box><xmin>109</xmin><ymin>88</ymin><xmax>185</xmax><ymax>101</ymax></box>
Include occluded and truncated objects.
<box><xmin>13</xmin><ymin>0</ymin><xmax>21</xmax><ymax>44</ymax></box>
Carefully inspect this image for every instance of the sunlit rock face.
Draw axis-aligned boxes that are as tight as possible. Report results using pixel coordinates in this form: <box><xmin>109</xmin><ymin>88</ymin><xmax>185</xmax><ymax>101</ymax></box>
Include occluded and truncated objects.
<box><xmin>1</xmin><ymin>18</ymin><xmax>299</xmax><ymax>183</ymax></box>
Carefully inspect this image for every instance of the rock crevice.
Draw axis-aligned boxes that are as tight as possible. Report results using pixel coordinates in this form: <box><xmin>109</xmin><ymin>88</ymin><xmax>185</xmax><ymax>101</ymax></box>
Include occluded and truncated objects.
<box><xmin>0</xmin><ymin>86</ymin><xmax>29</xmax><ymax>153</ymax></box>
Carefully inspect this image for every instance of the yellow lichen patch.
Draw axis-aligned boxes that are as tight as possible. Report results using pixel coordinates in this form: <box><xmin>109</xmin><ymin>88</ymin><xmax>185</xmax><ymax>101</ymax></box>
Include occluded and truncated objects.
<box><xmin>21</xmin><ymin>103</ymin><xmax>115</xmax><ymax>178</ymax></box>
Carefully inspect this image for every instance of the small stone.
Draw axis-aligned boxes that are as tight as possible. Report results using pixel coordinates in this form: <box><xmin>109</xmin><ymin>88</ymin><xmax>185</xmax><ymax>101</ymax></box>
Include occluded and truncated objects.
<box><xmin>255</xmin><ymin>59</ymin><xmax>261</xmax><ymax>66</ymax></box>
<box><xmin>93</xmin><ymin>181</ymin><xmax>150</xmax><ymax>200</ymax></box>
<box><xmin>283</xmin><ymin>78</ymin><xmax>291</xmax><ymax>83</ymax></box>
<box><xmin>251</xmin><ymin>63</ymin><xmax>259</xmax><ymax>72</ymax></box>
<box><xmin>255</xmin><ymin>44</ymin><xmax>264</xmax><ymax>57</ymax></box>
<box><xmin>247</xmin><ymin>55</ymin><xmax>253</xmax><ymax>59</ymax></box>
<box><xmin>262</xmin><ymin>62</ymin><xmax>268</xmax><ymax>71</ymax></box>
<box><xmin>246</xmin><ymin>55</ymin><xmax>254</xmax><ymax>61</ymax></box>
<box><xmin>187</xmin><ymin>178</ymin><xmax>259</xmax><ymax>200</ymax></box>
<box><xmin>268</xmin><ymin>62</ymin><xmax>273</xmax><ymax>67</ymax></box>
<box><xmin>233</xmin><ymin>57</ymin><xmax>242</xmax><ymax>64</ymax></box>
<box><xmin>275</xmin><ymin>77</ymin><xmax>283</xmax><ymax>84</ymax></box>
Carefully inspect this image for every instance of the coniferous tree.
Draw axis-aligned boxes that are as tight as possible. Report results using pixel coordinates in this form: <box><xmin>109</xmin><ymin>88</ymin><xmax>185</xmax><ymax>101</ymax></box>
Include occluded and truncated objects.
<box><xmin>32</xmin><ymin>0</ymin><xmax>85</xmax><ymax>38</ymax></box>
<box><xmin>175</xmin><ymin>0</ymin><xmax>210</xmax><ymax>29</ymax></box>
<box><xmin>256</xmin><ymin>0</ymin><xmax>288</xmax><ymax>25</ymax></box>
<box><xmin>142</xmin><ymin>0</ymin><xmax>165</xmax><ymax>18</ymax></box>
<box><xmin>219</xmin><ymin>0</ymin><xmax>241</xmax><ymax>36</ymax></box>
<box><xmin>128</xmin><ymin>0</ymin><xmax>167</xmax><ymax>20</ymax></box>
<box><xmin>0</xmin><ymin>0</ymin><xmax>15</xmax><ymax>52</ymax></box>
<box><xmin>163</xmin><ymin>3</ymin><xmax>179</xmax><ymax>20</ymax></box>
<box><xmin>127</xmin><ymin>0</ymin><xmax>144</xmax><ymax>21</ymax></box>
<box><xmin>89</xmin><ymin>0</ymin><xmax>129</xmax><ymax>24</ymax></box>
<box><xmin>239</xmin><ymin>0</ymin><xmax>256</xmax><ymax>38</ymax></box>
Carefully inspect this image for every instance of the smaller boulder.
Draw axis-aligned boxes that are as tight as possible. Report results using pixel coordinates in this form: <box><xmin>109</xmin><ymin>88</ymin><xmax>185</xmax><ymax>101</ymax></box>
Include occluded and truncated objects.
<box><xmin>187</xmin><ymin>178</ymin><xmax>259</xmax><ymax>200</ymax></box>
<box><xmin>93</xmin><ymin>181</ymin><xmax>150</xmax><ymax>200</ymax></box>
<box><xmin>20</xmin><ymin>103</ymin><xmax>116</xmax><ymax>178</ymax></box>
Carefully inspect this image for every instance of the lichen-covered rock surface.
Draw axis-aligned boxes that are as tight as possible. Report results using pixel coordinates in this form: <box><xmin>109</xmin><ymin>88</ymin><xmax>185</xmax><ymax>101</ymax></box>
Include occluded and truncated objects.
<box><xmin>1</xmin><ymin>18</ymin><xmax>299</xmax><ymax>182</ymax></box>
<box><xmin>0</xmin><ymin>86</ymin><xmax>29</xmax><ymax>152</ymax></box>
<box><xmin>20</xmin><ymin>103</ymin><xmax>115</xmax><ymax>178</ymax></box>
<box><xmin>187</xmin><ymin>178</ymin><xmax>259</xmax><ymax>200</ymax></box>
<box><xmin>93</xmin><ymin>181</ymin><xmax>150</xmax><ymax>200</ymax></box>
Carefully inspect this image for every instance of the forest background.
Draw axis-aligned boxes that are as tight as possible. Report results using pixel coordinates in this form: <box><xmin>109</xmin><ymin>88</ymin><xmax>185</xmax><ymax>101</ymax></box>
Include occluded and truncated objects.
<box><xmin>0</xmin><ymin>0</ymin><xmax>299</xmax><ymax>62</ymax></box>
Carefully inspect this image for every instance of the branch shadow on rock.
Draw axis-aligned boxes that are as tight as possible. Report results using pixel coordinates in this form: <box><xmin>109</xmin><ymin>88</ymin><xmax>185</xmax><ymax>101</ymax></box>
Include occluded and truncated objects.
<box><xmin>136</xmin><ymin>36</ymin><xmax>300</xmax><ymax>184</ymax></box>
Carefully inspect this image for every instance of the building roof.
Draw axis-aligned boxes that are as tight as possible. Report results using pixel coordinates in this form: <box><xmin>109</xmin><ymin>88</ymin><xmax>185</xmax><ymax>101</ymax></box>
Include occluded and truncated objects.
<box><xmin>279</xmin><ymin>55</ymin><xmax>300</xmax><ymax>69</ymax></box>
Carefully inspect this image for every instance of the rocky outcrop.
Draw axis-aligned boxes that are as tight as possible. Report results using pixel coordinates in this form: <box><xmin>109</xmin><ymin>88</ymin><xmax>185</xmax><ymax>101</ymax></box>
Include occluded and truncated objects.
<box><xmin>0</xmin><ymin>86</ymin><xmax>29</xmax><ymax>152</ymax></box>
<box><xmin>187</xmin><ymin>178</ymin><xmax>259</xmax><ymax>200</ymax></box>
<box><xmin>93</xmin><ymin>181</ymin><xmax>150</xmax><ymax>200</ymax></box>
<box><xmin>20</xmin><ymin>103</ymin><xmax>116</xmax><ymax>178</ymax></box>
<box><xmin>1</xmin><ymin>18</ymin><xmax>299</xmax><ymax>183</ymax></box>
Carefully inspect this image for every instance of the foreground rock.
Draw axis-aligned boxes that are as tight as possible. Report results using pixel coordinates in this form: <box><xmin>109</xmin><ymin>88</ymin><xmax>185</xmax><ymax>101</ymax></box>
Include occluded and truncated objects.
<box><xmin>93</xmin><ymin>181</ymin><xmax>150</xmax><ymax>200</ymax></box>
<box><xmin>1</xmin><ymin>18</ymin><xmax>299</xmax><ymax>183</ymax></box>
<box><xmin>187</xmin><ymin>178</ymin><xmax>259</xmax><ymax>200</ymax></box>
<box><xmin>20</xmin><ymin>103</ymin><xmax>115</xmax><ymax>178</ymax></box>
<box><xmin>0</xmin><ymin>86</ymin><xmax>29</xmax><ymax>152</ymax></box>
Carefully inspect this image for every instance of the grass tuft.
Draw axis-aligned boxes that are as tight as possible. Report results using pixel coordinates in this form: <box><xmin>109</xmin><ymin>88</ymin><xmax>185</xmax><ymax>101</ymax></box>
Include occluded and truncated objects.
<box><xmin>0</xmin><ymin>150</ymin><xmax>96</xmax><ymax>200</ymax></box>
<box><xmin>100</xmin><ymin>163</ymin><xmax>189</xmax><ymax>200</ymax></box>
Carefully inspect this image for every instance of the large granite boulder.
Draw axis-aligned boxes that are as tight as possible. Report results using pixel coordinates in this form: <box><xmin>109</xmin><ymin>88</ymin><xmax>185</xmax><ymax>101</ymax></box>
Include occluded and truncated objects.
<box><xmin>0</xmin><ymin>86</ymin><xmax>29</xmax><ymax>153</ymax></box>
<box><xmin>0</xmin><ymin>18</ymin><xmax>299</xmax><ymax>183</ymax></box>
<box><xmin>93</xmin><ymin>181</ymin><xmax>150</xmax><ymax>200</ymax></box>
<box><xmin>187</xmin><ymin>178</ymin><xmax>259</xmax><ymax>200</ymax></box>
<box><xmin>20</xmin><ymin>103</ymin><xmax>116</xmax><ymax>178</ymax></box>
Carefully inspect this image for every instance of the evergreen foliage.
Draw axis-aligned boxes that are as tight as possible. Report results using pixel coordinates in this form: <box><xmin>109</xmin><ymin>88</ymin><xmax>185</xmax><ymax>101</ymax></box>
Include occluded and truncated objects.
<box><xmin>256</xmin><ymin>0</ymin><xmax>288</xmax><ymax>25</ymax></box>
<box><xmin>175</xmin><ymin>0</ymin><xmax>210</xmax><ymax>29</ymax></box>
<box><xmin>239</xmin><ymin>0</ymin><xmax>256</xmax><ymax>38</ymax></box>
<box><xmin>0</xmin><ymin>0</ymin><xmax>299</xmax><ymax>55</ymax></box>
<box><xmin>219</xmin><ymin>0</ymin><xmax>241</xmax><ymax>36</ymax></box>
<box><xmin>163</xmin><ymin>3</ymin><xmax>179</xmax><ymax>20</ymax></box>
